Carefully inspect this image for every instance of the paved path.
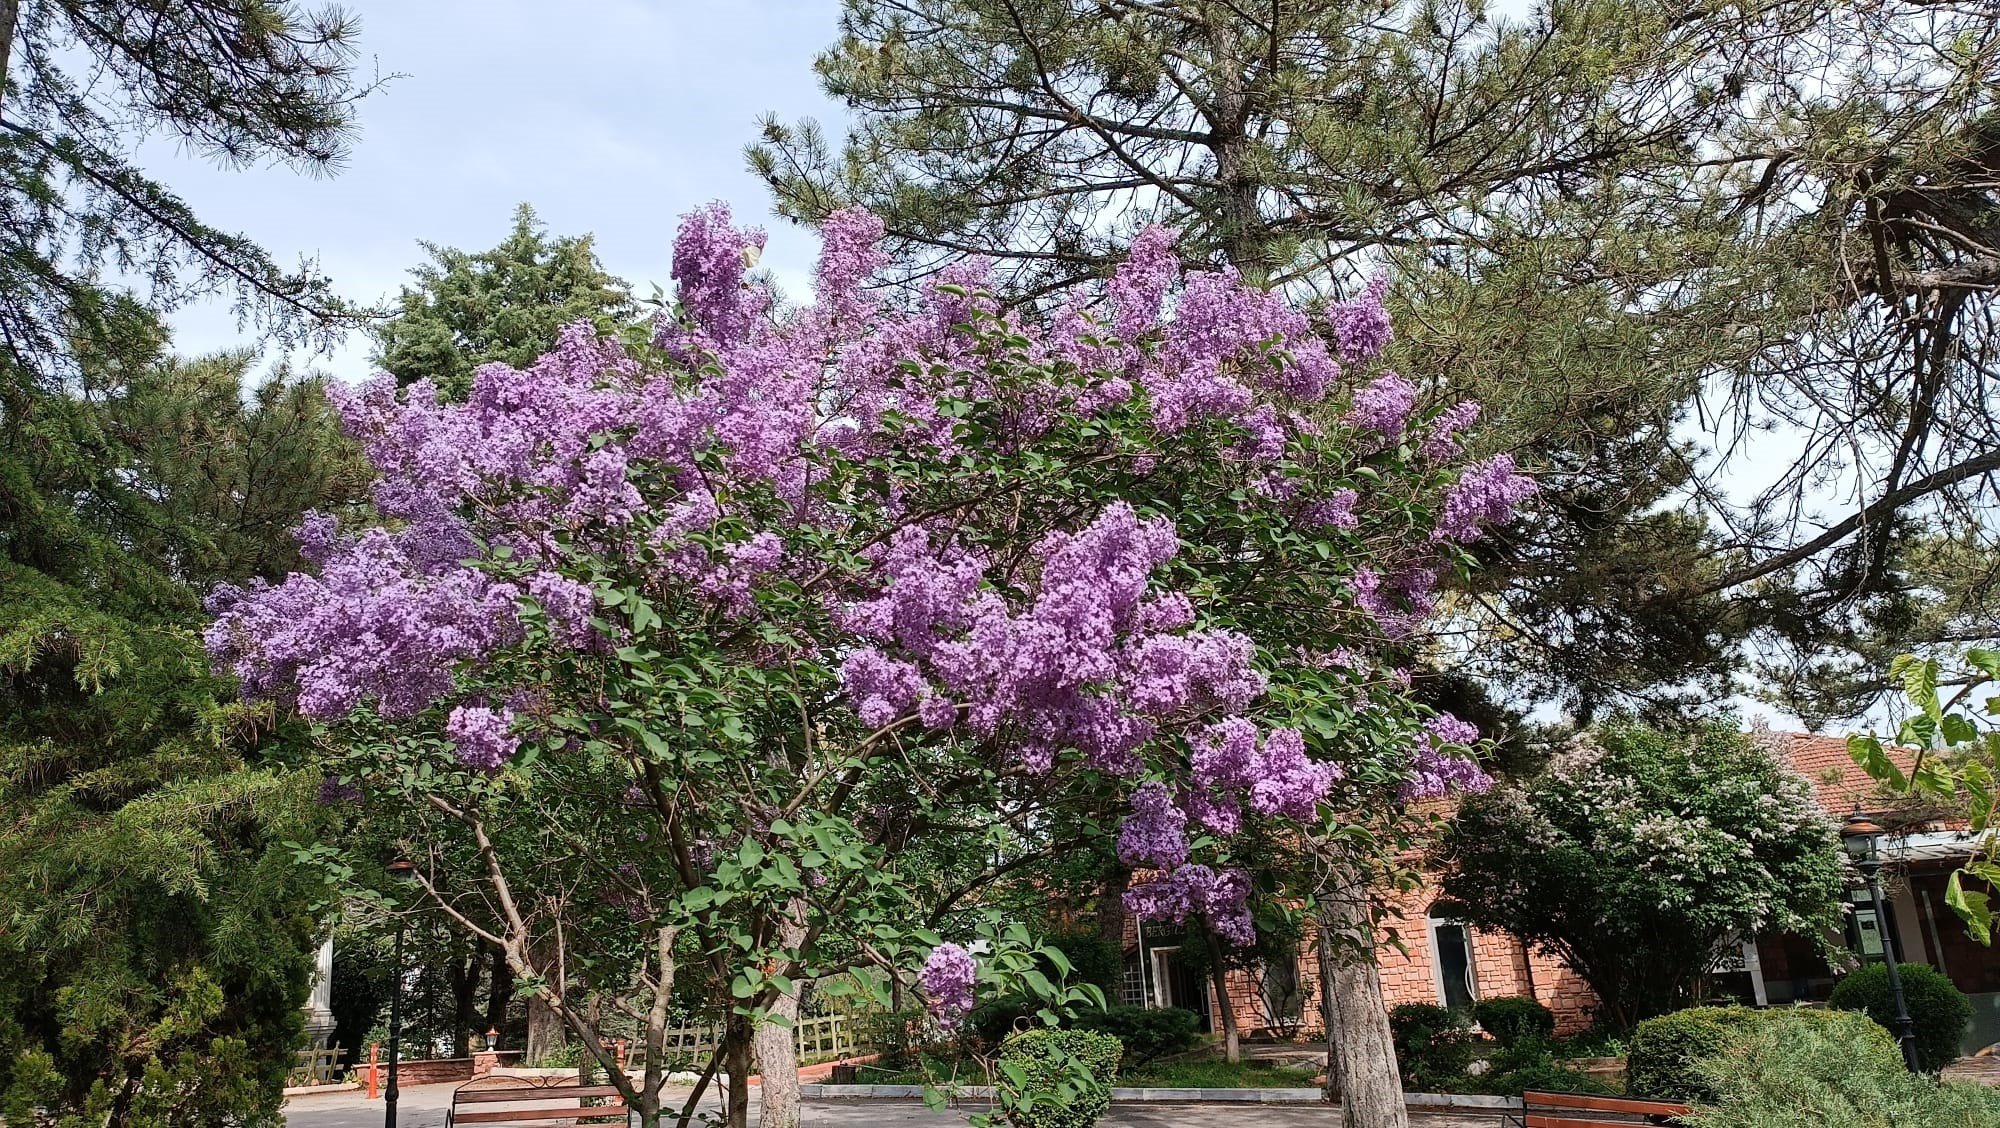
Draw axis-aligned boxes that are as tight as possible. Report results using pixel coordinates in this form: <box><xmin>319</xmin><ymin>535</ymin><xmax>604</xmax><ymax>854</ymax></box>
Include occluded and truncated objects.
<box><xmin>282</xmin><ymin>1083</ymin><xmax>1501</xmax><ymax>1128</ymax></box>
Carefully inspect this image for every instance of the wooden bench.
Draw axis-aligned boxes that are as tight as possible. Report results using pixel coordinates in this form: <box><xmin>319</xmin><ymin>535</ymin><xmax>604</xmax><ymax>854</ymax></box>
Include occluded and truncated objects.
<box><xmin>446</xmin><ymin>1079</ymin><xmax>631</xmax><ymax>1128</ymax></box>
<box><xmin>1513</xmin><ymin>1090</ymin><xmax>1691</xmax><ymax>1128</ymax></box>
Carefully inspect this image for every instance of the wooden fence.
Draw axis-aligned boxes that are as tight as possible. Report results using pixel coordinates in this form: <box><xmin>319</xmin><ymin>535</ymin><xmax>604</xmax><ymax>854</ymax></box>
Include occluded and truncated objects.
<box><xmin>623</xmin><ymin>1012</ymin><xmax>864</xmax><ymax>1069</ymax></box>
<box><xmin>289</xmin><ymin>1045</ymin><xmax>344</xmax><ymax>1086</ymax></box>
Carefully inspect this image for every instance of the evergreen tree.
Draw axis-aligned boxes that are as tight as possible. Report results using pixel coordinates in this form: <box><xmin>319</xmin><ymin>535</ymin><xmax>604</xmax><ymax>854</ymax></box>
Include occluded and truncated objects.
<box><xmin>0</xmin><ymin>330</ymin><xmax>369</xmax><ymax>1126</ymax></box>
<box><xmin>374</xmin><ymin>204</ymin><xmax>634</xmax><ymax>398</ymax></box>
<box><xmin>0</xmin><ymin>4</ymin><xmax>376</xmax><ymax>1121</ymax></box>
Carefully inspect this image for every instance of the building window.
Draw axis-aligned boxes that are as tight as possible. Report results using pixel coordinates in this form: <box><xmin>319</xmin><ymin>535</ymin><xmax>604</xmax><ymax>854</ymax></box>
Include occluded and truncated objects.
<box><xmin>1428</xmin><ymin>910</ymin><xmax>1478</xmax><ymax>1010</ymax></box>
<box><xmin>1120</xmin><ymin>955</ymin><xmax>1145</xmax><ymax>1008</ymax></box>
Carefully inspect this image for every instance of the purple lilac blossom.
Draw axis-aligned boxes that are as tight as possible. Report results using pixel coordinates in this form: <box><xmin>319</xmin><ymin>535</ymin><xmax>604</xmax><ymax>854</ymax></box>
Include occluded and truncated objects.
<box><xmin>1125</xmin><ymin>864</ymin><xmax>1255</xmax><ymax>946</ymax></box>
<box><xmin>1420</xmin><ymin>401</ymin><xmax>1481</xmax><ymax>462</ymax></box>
<box><xmin>1117</xmin><ymin>782</ymin><xmax>1189</xmax><ymax>868</ymax></box>
<box><xmin>1426</xmin><ymin>712</ymin><xmax>1480</xmax><ymax>747</ymax></box>
<box><xmin>1329</xmin><ymin>275</ymin><xmax>1392</xmax><ymax>362</ymax></box>
<box><xmin>446</xmin><ymin>705</ymin><xmax>520</xmax><ymax>771</ymax></box>
<box><xmin>1303</xmin><ymin>488</ymin><xmax>1360</xmax><ymax>530</ymax></box>
<box><xmin>1347</xmin><ymin>371</ymin><xmax>1417</xmax><ymax>437</ymax></box>
<box><xmin>919</xmin><ymin>942</ymin><xmax>978</xmax><ymax>1027</ymax></box>
<box><xmin>1432</xmin><ymin>454</ymin><xmax>1537</xmax><ymax>543</ymax></box>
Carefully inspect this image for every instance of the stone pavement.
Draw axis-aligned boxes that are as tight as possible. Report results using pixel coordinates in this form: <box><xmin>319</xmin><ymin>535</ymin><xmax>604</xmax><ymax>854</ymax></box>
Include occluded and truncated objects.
<box><xmin>281</xmin><ymin>1083</ymin><xmax>1505</xmax><ymax>1128</ymax></box>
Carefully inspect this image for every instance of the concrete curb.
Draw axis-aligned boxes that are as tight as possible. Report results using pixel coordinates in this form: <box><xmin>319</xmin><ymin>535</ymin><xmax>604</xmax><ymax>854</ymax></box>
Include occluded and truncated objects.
<box><xmin>798</xmin><ymin>1084</ymin><xmax>1523</xmax><ymax>1108</ymax></box>
<box><xmin>282</xmin><ymin>1083</ymin><xmax>360</xmax><ymax>1098</ymax></box>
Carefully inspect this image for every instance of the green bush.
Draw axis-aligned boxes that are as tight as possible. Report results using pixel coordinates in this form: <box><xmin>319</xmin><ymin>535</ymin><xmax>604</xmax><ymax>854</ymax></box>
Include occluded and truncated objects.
<box><xmin>856</xmin><ymin>1008</ymin><xmax>935</xmax><ymax>1070</ymax></box>
<box><xmin>1473</xmin><ymin>996</ymin><xmax>1557</xmax><ymax>1048</ymax></box>
<box><xmin>995</xmin><ymin>1028</ymin><xmax>1122</xmax><ymax>1128</ymax></box>
<box><xmin>1389</xmin><ymin>1003</ymin><xmax>1475</xmax><ymax>1091</ymax></box>
<box><xmin>969</xmin><ymin>994</ymin><xmax>1038</xmax><ymax>1051</ymax></box>
<box><xmin>1687</xmin><ymin>1008</ymin><xmax>2000</xmax><ymax>1128</ymax></box>
<box><xmin>1070</xmin><ymin>1006</ymin><xmax>1201</xmax><ymax>1067</ymax></box>
<box><xmin>1470</xmin><ymin>1040</ymin><xmax>1618</xmax><ymax>1098</ymax></box>
<box><xmin>1827</xmin><ymin>962</ymin><xmax>1972</xmax><ymax>1073</ymax></box>
<box><xmin>1628</xmin><ymin>1007</ymin><xmax>1900</xmax><ymax>1103</ymax></box>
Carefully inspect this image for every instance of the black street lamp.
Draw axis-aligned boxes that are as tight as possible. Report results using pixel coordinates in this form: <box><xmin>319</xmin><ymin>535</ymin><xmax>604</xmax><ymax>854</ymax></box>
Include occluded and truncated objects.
<box><xmin>1841</xmin><ymin>807</ymin><xmax>1920</xmax><ymax>1072</ymax></box>
<box><xmin>384</xmin><ymin>856</ymin><xmax>419</xmax><ymax>1128</ymax></box>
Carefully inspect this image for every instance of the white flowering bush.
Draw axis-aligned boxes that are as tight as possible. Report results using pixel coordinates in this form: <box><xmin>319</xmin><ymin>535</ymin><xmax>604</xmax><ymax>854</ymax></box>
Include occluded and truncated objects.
<box><xmin>1436</xmin><ymin>723</ymin><xmax>1845</xmax><ymax>1030</ymax></box>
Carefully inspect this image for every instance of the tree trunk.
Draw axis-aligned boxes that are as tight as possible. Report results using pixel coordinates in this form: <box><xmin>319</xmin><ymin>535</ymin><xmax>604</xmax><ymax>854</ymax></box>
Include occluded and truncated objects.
<box><xmin>1317</xmin><ymin>917</ymin><xmax>1343</xmax><ymax>1104</ymax></box>
<box><xmin>484</xmin><ymin>952</ymin><xmax>515</xmax><ymax>1044</ymax></box>
<box><xmin>1318</xmin><ymin>859</ymin><xmax>1408</xmax><ymax>1128</ymax></box>
<box><xmin>1097</xmin><ymin>864</ymin><xmax>1132</xmax><ymax>948</ymax></box>
<box><xmin>526</xmin><ymin>995</ymin><xmax>567</xmax><ymax>1065</ymax></box>
<box><xmin>722</xmin><ymin>1013</ymin><xmax>754</xmax><ymax>1128</ymax></box>
<box><xmin>753</xmin><ymin>901</ymin><xmax>809</xmax><ymax>1128</ymax></box>
<box><xmin>0</xmin><ymin>0</ymin><xmax>19</xmax><ymax>122</ymax></box>
<box><xmin>448</xmin><ymin>942</ymin><xmax>485</xmax><ymax>1058</ymax></box>
<box><xmin>1204</xmin><ymin>931</ymin><xmax>1241</xmax><ymax>1064</ymax></box>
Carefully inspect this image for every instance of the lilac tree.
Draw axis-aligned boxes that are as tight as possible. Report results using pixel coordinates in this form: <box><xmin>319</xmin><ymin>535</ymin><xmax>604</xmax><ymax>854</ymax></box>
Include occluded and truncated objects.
<box><xmin>205</xmin><ymin>206</ymin><xmax>1521</xmax><ymax>1128</ymax></box>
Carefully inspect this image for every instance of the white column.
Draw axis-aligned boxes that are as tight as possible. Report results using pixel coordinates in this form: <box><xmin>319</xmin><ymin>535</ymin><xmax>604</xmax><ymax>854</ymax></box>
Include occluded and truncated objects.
<box><xmin>1741</xmin><ymin>938</ymin><xmax>1768</xmax><ymax>1007</ymax></box>
<box><xmin>303</xmin><ymin>937</ymin><xmax>337</xmax><ymax>1048</ymax></box>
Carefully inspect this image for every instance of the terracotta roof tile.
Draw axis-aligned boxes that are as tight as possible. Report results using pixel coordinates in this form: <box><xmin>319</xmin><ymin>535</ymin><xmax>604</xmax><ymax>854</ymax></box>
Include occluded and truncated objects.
<box><xmin>1776</xmin><ymin>732</ymin><xmax>1916</xmax><ymax>818</ymax></box>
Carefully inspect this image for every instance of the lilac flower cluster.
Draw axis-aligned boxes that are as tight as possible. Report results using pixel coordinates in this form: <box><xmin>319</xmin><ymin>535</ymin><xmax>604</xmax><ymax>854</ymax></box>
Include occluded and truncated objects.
<box><xmin>1346</xmin><ymin>371</ymin><xmax>1416</xmax><ymax>437</ymax></box>
<box><xmin>1117</xmin><ymin>782</ymin><xmax>1189</xmax><ymax>867</ymax></box>
<box><xmin>1330</xmin><ymin>275</ymin><xmax>1393</xmax><ymax>362</ymax></box>
<box><xmin>836</xmin><ymin>503</ymin><xmax>1265</xmax><ymax>775</ymax></box>
<box><xmin>1420</xmin><ymin>401</ymin><xmax>1481</xmax><ymax>462</ymax></box>
<box><xmin>1401</xmin><ymin>711</ymin><xmax>1492</xmax><ymax>801</ymax></box>
<box><xmin>1350</xmin><ymin>566</ymin><xmax>1440</xmax><ymax>639</ymax></box>
<box><xmin>919</xmin><ymin>942</ymin><xmax>978</xmax><ymax>1028</ymax></box>
<box><xmin>1125</xmin><ymin>864</ymin><xmax>1254</xmax><ymax>946</ymax></box>
<box><xmin>446</xmin><ymin>705</ymin><xmax>520</xmax><ymax>771</ymax></box>
<box><xmin>1432</xmin><ymin>454</ymin><xmax>1537</xmax><ymax>544</ymax></box>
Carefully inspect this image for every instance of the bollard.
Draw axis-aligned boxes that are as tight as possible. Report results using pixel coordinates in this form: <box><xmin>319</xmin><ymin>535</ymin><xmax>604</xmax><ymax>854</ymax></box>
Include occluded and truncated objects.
<box><xmin>367</xmin><ymin>1042</ymin><xmax>380</xmax><ymax>1100</ymax></box>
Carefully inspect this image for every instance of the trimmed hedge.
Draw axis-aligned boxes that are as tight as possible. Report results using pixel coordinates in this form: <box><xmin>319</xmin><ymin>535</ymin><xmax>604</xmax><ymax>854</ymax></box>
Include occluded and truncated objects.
<box><xmin>1627</xmin><ymin>1006</ymin><xmax>1898</xmax><ymax>1103</ymax></box>
<box><xmin>1473</xmin><ymin>996</ymin><xmax>1556</xmax><ymax>1048</ymax></box>
<box><xmin>1070</xmin><ymin>1006</ymin><xmax>1201</xmax><ymax>1066</ymax></box>
<box><xmin>995</xmin><ymin>1028</ymin><xmax>1122</xmax><ymax>1128</ymax></box>
<box><xmin>1828</xmin><ymin>962</ymin><xmax>1972</xmax><ymax>1073</ymax></box>
<box><xmin>1688</xmin><ymin>1007</ymin><xmax>2000</xmax><ymax>1126</ymax></box>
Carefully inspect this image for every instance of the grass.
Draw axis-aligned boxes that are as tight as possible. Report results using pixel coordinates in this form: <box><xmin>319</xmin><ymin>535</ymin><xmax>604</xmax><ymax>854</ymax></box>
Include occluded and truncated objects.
<box><xmin>1117</xmin><ymin>1058</ymin><xmax>1320</xmax><ymax>1089</ymax></box>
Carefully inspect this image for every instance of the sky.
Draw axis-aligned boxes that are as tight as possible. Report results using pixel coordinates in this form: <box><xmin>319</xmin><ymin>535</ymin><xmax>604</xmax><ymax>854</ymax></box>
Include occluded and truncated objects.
<box><xmin>147</xmin><ymin>0</ymin><xmax>851</xmax><ymax>381</ymax></box>
<box><xmin>130</xmin><ymin>0</ymin><xmax>1855</xmax><ymax>733</ymax></box>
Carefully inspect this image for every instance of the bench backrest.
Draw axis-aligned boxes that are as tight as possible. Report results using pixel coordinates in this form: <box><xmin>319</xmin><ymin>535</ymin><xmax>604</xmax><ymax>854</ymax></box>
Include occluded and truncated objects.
<box><xmin>1521</xmin><ymin>1089</ymin><xmax>1690</xmax><ymax>1128</ymax></box>
<box><xmin>449</xmin><ymin>1084</ymin><xmax>629</xmax><ymax>1127</ymax></box>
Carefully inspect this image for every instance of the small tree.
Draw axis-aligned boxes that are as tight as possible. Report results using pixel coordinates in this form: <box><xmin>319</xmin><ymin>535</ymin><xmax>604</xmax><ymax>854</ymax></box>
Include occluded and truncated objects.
<box><xmin>1437</xmin><ymin>723</ymin><xmax>1845</xmax><ymax>1031</ymax></box>
<box><xmin>207</xmin><ymin>205</ymin><xmax>1517</xmax><ymax>1127</ymax></box>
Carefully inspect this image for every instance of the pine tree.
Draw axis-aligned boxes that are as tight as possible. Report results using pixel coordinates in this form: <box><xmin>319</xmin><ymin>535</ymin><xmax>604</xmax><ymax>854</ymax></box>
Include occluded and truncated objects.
<box><xmin>750</xmin><ymin>0</ymin><xmax>2000</xmax><ymax>722</ymax></box>
<box><xmin>375</xmin><ymin>204</ymin><xmax>635</xmax><ymax>399</ymax></box>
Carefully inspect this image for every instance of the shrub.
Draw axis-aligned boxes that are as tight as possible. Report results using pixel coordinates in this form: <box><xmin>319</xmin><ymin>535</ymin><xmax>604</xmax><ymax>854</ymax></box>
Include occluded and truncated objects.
<box><xmin>995</xmin><ymin>1028</ymin><xmax>1122</xmax><ymax>1128</ymax></box>
<box><xmin>1473</xmin><ymin>996</ymin><xmax>1556</xmax><ymax>1048</ymax></box>
<box><xmin>1470</xmin><ymin>1040</ymin><xmax>1618</xmax><ymax>1098</ymax></box>
<box><xmin>1070</xmin><ymin>1006</ymin><xmax>1201</xmax><ymax>1067</ymax></box>
<box><xmin>968</xmin><ymin>994</ymin><xmax>1039</xmax><ymax>1051</ymax></box>
<box><xmin>1827</xmin><ymin>962</ymin><xmax>1972</xmax><ymax>1073</ymax></box>
<box><xmin>1389</xmin><ymin>1003</ymin><xmax>1475</xmax><ymax>1090</ymax></box>
<box><xmin>1687</xmin><ymin>1008</ymin><xmax>2000</xmax><ymax>1128</ymax></box>
<box><xmin>1627</xmin><ymin>1007</ymin><xmax>1899</xmax><ymax>1103</ymax></box>
<box><xmin>856</xmin><ymin>1009</ymin><xmax>936</xmax><ymax>1070</ymax></box>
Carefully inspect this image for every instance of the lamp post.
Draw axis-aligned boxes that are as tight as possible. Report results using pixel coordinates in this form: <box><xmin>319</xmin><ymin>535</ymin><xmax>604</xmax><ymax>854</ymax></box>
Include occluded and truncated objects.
<box><xmin>384</xmin><ymin>856</ymin><xmax>419</xmax><ymax>1128</ymax></box>
<box><xmin>1841</xmin><ymin>807</ymin><xmax>1920</xmax><ymax>1071</ymax></box>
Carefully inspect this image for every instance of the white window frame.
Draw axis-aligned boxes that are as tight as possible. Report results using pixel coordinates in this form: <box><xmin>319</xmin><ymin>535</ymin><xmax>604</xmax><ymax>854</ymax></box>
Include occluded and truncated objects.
<box><xmin>1427</xmin><ymin>914</ymin><xmax>1479</xmax><ymax>1009</ymax></box>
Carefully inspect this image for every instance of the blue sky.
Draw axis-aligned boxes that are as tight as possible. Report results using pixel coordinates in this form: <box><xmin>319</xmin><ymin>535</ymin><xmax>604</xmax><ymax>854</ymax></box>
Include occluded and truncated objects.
<box><xmin>149</xmin><ymin>0</ymin><xmax>850</xmax><ymax>380</ymax></box>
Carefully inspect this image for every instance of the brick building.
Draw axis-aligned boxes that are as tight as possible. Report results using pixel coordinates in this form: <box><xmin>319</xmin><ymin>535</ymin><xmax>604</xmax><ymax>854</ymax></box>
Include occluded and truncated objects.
<box><xmin>1117</xmin><ymin>732</ymin><xmax>2000</xmax><ymax>1053</ymax></box>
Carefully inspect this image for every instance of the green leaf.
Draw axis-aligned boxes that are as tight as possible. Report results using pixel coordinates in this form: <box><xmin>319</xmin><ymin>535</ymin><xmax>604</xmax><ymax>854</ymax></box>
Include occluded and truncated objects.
<box><xmin>1945</xmin><ymin>870</ymin><xmax>1993</xmax><ymax>945</ymax></box>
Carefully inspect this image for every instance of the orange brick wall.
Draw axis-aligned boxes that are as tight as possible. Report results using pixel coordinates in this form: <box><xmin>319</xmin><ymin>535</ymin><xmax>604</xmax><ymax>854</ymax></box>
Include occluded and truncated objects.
<box><xmin>1127</xmin><ymin>870</ymin><xmax>1601</xmax><ymax>1040</ymax></box>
